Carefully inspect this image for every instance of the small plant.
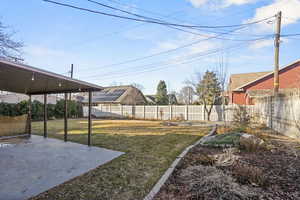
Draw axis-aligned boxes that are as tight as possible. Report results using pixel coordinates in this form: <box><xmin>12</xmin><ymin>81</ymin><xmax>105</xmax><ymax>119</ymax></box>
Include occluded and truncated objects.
<box><xmin>233</xmin><ymin>105</ymin><xmax>250</xmax><ymax>129</ymax></box>
<box><xmin>179</xmin><ymin>165</ymin><xmax>258</xmax><ymax>199</ymax></box>
<box><xmin>231</xmin><ymin>162</ymin><xmax>268</xmax><ymax>187</ymax></box>
<box><xmin>190</xmin><ymin>153</ymin><xmax>215</xmax><ymax>166</ymax></box>
<box><xmin>239</xmin><ymin>136</ymin><xmax>265</xmax><ymax>152</ymax></box>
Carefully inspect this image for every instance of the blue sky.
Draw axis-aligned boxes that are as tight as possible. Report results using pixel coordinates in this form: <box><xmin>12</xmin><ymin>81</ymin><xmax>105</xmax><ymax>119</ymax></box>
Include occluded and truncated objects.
<box><xmin>1</xmin><ymin>0</ymin><xmax>300</xmax><ymax>94</ymax></box>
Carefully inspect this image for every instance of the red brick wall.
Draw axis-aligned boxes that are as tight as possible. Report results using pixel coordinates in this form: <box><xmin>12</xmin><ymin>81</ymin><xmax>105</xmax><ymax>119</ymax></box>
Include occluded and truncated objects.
<box><xmin>231</xmin><ymin>61</ymin><xmax>300</xmax><ymax>105</ymax></box>
<box><xmin>231</xmin><ymin>92</ymin><xmax>247</xmax><ymax>105</ymax></box>
<box><xmin>245</xmin><ymin>61</ymin><xmax>300</xmax><ymax>91</ymax></box>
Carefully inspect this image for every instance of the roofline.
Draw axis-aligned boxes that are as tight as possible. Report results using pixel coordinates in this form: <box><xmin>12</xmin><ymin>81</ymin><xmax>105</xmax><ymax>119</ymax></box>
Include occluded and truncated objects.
<box><xmin>102</xmin><ymin>85</ymin><xmax>134</xmax><ymax>90</ymax></box>
<box><xmin>0</xmin><ymin>59</ymin><xmax>103</xmax><ymax>92</ymax></box>
<box><xmin>233</xmin><ymin>59</ymin><xmax>300</xmax><ymax>91</ymax></box>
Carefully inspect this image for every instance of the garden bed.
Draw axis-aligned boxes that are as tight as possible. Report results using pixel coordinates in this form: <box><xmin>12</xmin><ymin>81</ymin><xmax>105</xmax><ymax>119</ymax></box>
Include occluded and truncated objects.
<box><xmin>154</xmin><ymin>127</ymin><xmax>300</xmax><ymax>200</ymax></box>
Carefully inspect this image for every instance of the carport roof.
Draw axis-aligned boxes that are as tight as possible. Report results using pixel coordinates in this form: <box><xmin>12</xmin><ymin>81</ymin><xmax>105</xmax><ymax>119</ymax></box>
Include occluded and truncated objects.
<box><xmin>0</xmin><ymin>59</ymin><xmax>103</xmax><ymax>95</ymax></box>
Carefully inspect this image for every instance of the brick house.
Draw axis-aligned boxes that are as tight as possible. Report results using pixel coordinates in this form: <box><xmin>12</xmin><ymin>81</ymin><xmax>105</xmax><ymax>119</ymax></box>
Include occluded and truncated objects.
<box><xmin>228</xmin><ymin>59</ymin><xmax>300</xmax><ymax>105</ymax></box>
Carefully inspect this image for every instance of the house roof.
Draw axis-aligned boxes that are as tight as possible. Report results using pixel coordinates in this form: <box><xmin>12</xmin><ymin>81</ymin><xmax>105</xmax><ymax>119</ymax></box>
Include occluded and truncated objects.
<box><xmin>145</xmin><ymin>94</ymin><xmax>178</xmax><ymax>104</ymax></box>
<box><xmin>0</xmin><ymin>59</ymin><xmax>103</xmax><ymax>94</ymax></box>
<box><xmin>234</xmin><ymin>59</ymin><xmax>300</xmax><ymax>91</ymax></box>
<box><xmin>83</xmin><ymin>85</ymin><xmax>145</xmax><ymax>103</ymax></box>
<box><xmin>145</xmin><ymin>95</ymin><xmax>156</xmax><ymax>103</ymax></box>
<box><xmin>229</xmin><ymin>71</ymin><xmax>270</xmax><ymax>91</ymax></box>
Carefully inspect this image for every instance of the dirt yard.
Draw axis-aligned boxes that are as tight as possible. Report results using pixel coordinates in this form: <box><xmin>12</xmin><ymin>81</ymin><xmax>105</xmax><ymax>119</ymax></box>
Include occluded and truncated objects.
<box><xmin>155</xmin><ymin>127</ymin><xmax>300</xmax><ymax>200</ymax></box>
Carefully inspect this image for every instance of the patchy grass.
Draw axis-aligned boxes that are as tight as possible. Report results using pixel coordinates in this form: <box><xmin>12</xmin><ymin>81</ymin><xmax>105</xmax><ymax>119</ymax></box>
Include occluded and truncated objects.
<box><xmin>30</xmin><ymin>119</ymin><xmax>208</xmax><ymax>200</ymax></box>
<box><xmin>203</xmin><ymin>132</ymin><xmax>241</xmax><ymax>146</ymax></box>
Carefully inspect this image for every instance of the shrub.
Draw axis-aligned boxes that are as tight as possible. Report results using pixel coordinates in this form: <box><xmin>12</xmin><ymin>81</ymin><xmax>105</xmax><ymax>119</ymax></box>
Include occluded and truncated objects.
<box><xmin>0</xmin><ymin>99</ymin><xmax>83</xmax><ymax>120</ymax></box>
<box><xmin>231</xmin><ymin>162</ymin><xmax>268</xmax><ymax>187</ymax></box>
<box><xmin>239</xmin><ymin>136</ymin><xmax>265</xmax><ymax>152</ymax></box>
<box><xmin>233</xmin><ymin>105</ymin><xmax>250</xmax><ymax>129</ymax></box>
<box><xmin>179</xmin><ymin>165</ymin><xmax>258</xmax><ymax>199</ymax></box>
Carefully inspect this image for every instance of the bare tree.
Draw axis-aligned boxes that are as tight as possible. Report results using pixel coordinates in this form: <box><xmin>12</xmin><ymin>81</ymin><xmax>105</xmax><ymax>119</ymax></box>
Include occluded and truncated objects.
<box><xmin>178</xmin><ymin>86</ymin><xmax>194</xmax><ymax>105</ymax></box>
<box><xmin>215</xmin><ymin>54</ymin><xmax>228</xmax><ymax>122</ymax></box>
<box><xmin>0</xmin><ymin>21</ymin><xmax>23</xmax><ymax>60</ymax></box>
<box><xmin>131</xmin><ymin>82</ymin><xmax>145</xmax><ymax>91</ymax></box>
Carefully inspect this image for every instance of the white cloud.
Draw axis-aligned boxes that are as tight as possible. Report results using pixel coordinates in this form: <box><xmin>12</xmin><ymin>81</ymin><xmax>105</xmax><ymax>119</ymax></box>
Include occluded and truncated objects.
<box><xmin>248</xmin><ymin>0</ymin><xmax>300</xmax><ymax>31</ymax></box>
<box><xmin>150</xmin><ymin>32</ymin><xmax>219</xmax><ymax>67</ymax></box>
<box><xmin>249</xmin><ymin>39</ymin><xmax>273</xmax><ymax>49</ymax></box>
<box><xmin>186</xmin><ymin>0</ymin><xmax>208</xmax><ymax>8</ymax></box>
<box><xmin>186</xmin><ymin>0</ymin><xmax>256</xmax><ymax>8</ymax></box>
<box><xmin>24</xmin><ymin>45</ymin><xmax>67</xmax><ymax>57</ymax></box>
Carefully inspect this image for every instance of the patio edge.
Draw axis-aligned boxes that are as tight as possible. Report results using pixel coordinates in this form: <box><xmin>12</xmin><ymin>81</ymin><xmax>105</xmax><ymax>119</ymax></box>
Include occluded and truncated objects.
<box><xmin>143</xmin><ymin>124</ymin><xmax>218</xmax><ymax>200</ymax></box>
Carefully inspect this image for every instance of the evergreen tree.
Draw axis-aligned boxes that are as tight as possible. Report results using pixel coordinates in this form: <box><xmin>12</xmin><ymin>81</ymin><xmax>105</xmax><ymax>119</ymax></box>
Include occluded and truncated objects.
<box><xmin>156</xmin><ymin>80</ymin><xmax>169</xmax><ymax>105</ymax></box>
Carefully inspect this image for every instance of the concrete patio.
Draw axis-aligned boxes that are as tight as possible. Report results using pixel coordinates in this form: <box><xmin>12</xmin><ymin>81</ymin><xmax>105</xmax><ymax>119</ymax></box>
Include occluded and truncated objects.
<box><xmin>0</xmin><ymin>135</ymin><xmax>124</xmax><ymax>200</ymax></box>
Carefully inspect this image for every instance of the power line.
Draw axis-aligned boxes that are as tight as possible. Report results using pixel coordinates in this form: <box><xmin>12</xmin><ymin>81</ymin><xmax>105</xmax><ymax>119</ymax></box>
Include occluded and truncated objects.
<box><xmin>76</xmin><ymin>27</ymin><xmax>274</xmax><ymax>73</ymax></box>
<box><xmin>43</xmin><ymin>0</ymin><xmax>274</xmax><ymax>29</ymax></box>
<box><xmin>85</xmin><ymin>43</ymin><xmax>249</xmax><ymax>81</ymax></box>
<box><xmin>75</xmin><ymin>27</ymin><xmax>248</xmax><ymax>72</ymax></box>
<box><xmin>81</xmin><ymin>36</ymin><xmax>273</xmax><ymax>80</ymax></box>
<box><xmin>87</xmin><ymin>0</ymin><xmax>274</xmax><ymax>41</ymax></box>
<box><xmin>100</xmin><ymin>0</ymin><xmax>268</xmax><ymax>37</ymax></box>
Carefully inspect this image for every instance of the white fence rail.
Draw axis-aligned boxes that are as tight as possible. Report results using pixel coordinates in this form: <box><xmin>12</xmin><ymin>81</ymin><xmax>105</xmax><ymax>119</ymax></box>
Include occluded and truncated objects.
<box><xmin>83</xmin><ymin>104</ymin><xmax>237</xmax><ymax>122</ymax></box>
<box><xmin>83</xmin><ymin>97</ymin><xmax>300</xmax><ymax>138</ymax></box>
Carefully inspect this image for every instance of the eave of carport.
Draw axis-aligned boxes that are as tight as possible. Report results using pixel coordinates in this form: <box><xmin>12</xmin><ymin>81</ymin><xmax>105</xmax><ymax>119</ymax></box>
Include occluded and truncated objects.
<box><xmin>0</xmin><ymin>59</ymin><xmax>102</xmax><ymax>146</ymax></box>
<box><xmin>0</xmin><ymin>59</ymin><xmax>102</xmax><ymax>94</ymax></box>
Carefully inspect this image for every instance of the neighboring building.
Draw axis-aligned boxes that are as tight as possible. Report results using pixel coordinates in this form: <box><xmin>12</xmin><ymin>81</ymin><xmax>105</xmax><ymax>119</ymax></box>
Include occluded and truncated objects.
<box><xmin>83</xmin><ymin>85</ymin><xmax>147</xmax><ymax>105</ymax></box>
<box><xmin>228</xmin><ymin>59</ymin><xmax>300</xmax><ymax>105</ymax></box>
<box><xmin>145</xmin><ymin>94</ymin><xmax>178</xmax><ymax>105</ymax></box>
<box><xmin>145</xmin><ymin>95</ymin><xmax>156</xmax><ymax>104</ymax></box>
<box><xmin>0</xmin><ymin>92</ymin><xmax>61</xmax><ymax>104</ymax></box>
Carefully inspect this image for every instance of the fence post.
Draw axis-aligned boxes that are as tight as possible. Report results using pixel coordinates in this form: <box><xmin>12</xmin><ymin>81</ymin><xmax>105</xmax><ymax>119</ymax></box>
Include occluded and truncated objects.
<box><xmin>185</xmin><ymin>105</ymin><xmax>188</xmax><ymax>121</ymax></box>
<box><xmin>203</xmin><ymin>106</ymin><xmax>206</xmax><ymax>121</ymax></box>
<box><xmin>143</xmin><ymin>105</ymin><xmax>146</xmax><ymax>119</ymax></box>
<box><xmin>109</xmin><ymin>104</ymin><xmax>112</xmax><ymax>113</ymax></box>
<box><xmin>132</xmin><ymin>105</ymin><xmax>135</xmax><ymax>118</ymax></box>
<box><xmin>156</xmin><ymin>105</ymin><xmax>159</xmax><ymax>119</ymax></box>
<box><xmin>169</xmin><ymin>105</ymin><xmax>172</xmax><ymax>120</ymax></box>
<box><xmin>121</xmin><ymin>104</ymin><xmax>123</xmax><ymax>116</ymax></box>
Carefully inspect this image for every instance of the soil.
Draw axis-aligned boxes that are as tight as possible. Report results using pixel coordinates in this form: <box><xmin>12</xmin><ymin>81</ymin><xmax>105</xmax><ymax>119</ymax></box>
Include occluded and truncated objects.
<box><xmin>154</xmin><ymin>132</ymin><xmax>300</xmax><ymax>200</ymax></box>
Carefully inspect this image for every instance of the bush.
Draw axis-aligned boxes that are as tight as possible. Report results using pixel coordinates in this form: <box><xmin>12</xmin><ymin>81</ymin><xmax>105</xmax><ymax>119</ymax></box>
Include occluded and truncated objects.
<box><xmin>179</xmin><ymin>165</ymin><xmax>258</xmax><ymax>199</ymax></box>
<box><xmin>231</xmin><ymin>162</ymin><xmax>268</xmax><ymax>187</ymax></box>
<box><xmin>239</xmin><ymin>136</ymin><xmax>265</xmax><ymax>152</ymax></box>
<box><xmin>233</xmin><ymin>106</ymin><xmax>250</xmax><ymax>129</ymax></box>
<box><xmin>0</xmin><ymin>99</ymin><xmax>83</xmax><ymax>120</ymax></box>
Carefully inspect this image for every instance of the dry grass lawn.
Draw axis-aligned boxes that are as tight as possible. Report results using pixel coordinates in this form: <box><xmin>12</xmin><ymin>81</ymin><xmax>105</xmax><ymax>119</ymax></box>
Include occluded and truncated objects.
<box><xmin>30</xmin><ymin>119</ymin><xmax>208</xmax><ymax>200</ymax></box>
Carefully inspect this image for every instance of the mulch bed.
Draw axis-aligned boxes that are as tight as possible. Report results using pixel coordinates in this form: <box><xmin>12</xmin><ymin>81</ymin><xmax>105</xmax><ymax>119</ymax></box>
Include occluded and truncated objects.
<box><xmin>154</xmin><ymin>133</ymin><xmax>300</xmax><ymax>200</ymax></box>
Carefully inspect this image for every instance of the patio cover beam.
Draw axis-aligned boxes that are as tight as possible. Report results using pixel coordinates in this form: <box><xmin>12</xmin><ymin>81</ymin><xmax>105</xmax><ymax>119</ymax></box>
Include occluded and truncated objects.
<box><xmin>64</xmin><ymin>93</ymin><xmax>68</xmax><ymax>142</ymax></box>
<box><xmin>44</xmin><ymin>94</ymin><xmax>47</xmax><ymax>138</ymax></box>
<box><xmin>0</xmin><ymin>59</ymin><xmax>102</xmax><ymax>145</ymax></box>
<box><xmin>0</xmin><ymin>60</ymin><xmax>103</xmax><ymax>95</ymax></box>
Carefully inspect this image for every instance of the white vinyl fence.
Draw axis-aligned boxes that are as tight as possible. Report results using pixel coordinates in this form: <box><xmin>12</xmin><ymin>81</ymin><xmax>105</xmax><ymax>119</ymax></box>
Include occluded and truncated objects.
<box><xmin>83</xmin><ymin>95</ymin><xmax>300</xmax><ymax>138</ymax></box>
<box><xmin>83</xmin><ymin>104</ymin><xmax>237</xmax><ymax>122</ymax></box>
<box><xmin>252</xmin><ymin>94</ymin><xmax>300</xmax><ymax>138</ymax></box>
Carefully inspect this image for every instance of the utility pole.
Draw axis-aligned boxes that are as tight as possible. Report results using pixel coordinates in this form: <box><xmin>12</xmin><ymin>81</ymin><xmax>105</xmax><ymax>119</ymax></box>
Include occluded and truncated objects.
<box><xmin>69</xmin><ymin>64</ymin><xmax>74</xmax><ymax>101</ymax></box>
<box><xmin>274</xmin><ymin>11</ymin><xmax>282</xmax><ymax>96</ymax></box>
<box><xmin>271</xmin><ymin>11</ymin><xmax>282</xmax><ymax>133</ymax></box>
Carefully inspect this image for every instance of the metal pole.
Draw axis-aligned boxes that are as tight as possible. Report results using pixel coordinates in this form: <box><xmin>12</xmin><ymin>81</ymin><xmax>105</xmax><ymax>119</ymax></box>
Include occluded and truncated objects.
<box><xmin>64</xmin><ymin>92</ymin><xmax>68</xmax><ymax>142</ymax></box>
<box><xmin>88</xmin><ymin>91</ymin><xmax>92</xmax><ymax>146</ymax></box>
<box><xmin>69</xmin><ymin>64</ymin><xmax>74</xmax><ymax>101</ymax></box>
<box><xmin>28</xmin><ymin>95</ymin><xmax>32</xmax><ymax>136</ymax></box>
<box><xmin>274</xmin><ymin>11</ymin><xmax>282</xmax><ymax>95</ymax></box>
<box><xmin>44</xmin><ymin>94</ymin><xmax>47</xmax><ymax>138</ymax></box>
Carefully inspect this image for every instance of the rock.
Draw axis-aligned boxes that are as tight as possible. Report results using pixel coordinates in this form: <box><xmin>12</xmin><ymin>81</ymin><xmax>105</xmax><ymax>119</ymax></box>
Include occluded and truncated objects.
<box><xmin>239</xmin><ymin>133</ymin><xmax>265</xmax><ymax>151</ymax></box>
<box><xmin>240</xmin><ymin>133</ymin><xmax>264</xmax><ymax>145</ymax></box>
